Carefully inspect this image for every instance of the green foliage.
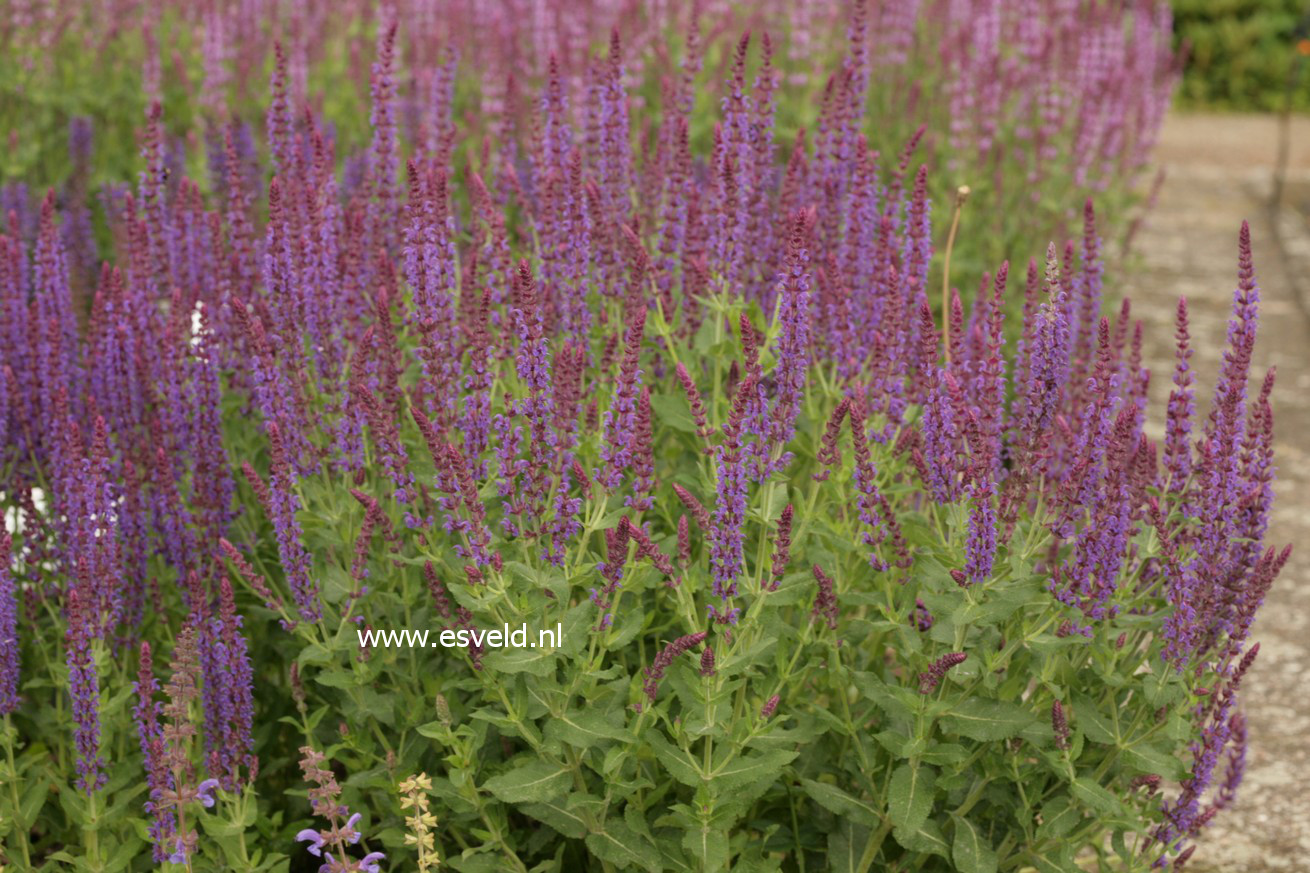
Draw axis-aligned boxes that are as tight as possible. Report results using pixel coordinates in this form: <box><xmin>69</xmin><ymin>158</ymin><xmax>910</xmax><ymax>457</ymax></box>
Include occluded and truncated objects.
<box><xmin>1174</xmin><ymin>0</ymin><xmax>1310</xmax><ymax>111</ymax></box>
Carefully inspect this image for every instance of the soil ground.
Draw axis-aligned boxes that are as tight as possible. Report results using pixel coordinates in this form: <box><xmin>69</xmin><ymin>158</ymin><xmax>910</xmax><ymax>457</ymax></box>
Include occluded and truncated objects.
<box><xmin>1121</xmin><ymin>112</ymin><xmax>1310</xmax><ymax>870</ymax></box>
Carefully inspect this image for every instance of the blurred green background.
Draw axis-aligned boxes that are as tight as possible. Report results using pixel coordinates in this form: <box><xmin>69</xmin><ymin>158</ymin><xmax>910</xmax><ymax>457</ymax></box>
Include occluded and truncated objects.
<box><xmin>1175</xmin><ymin>0</ymin><xmax>1310</xmax><ymax>111</ymax></box>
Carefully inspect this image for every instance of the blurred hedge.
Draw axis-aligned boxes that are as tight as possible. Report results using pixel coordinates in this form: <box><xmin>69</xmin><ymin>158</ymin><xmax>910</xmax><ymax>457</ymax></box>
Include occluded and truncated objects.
<box><xmin>1175</xmin><ymin>0</ymin><xmax>1310</xmax><ymax>111</ymax></box>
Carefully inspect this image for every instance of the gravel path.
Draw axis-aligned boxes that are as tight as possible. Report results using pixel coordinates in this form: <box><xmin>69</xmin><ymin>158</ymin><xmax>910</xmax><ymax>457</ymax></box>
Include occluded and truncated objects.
<box><xmin>1122</xmin><ymin>113</ymin><xmax>1310</xmax><ymax>870</ymax></box>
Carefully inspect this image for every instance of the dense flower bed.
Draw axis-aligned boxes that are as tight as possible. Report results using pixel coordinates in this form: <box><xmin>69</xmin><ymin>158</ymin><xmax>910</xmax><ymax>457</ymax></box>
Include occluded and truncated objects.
<box><xmin>1</xmin><ymin>0</ymin><xmax>1175</xmax><ymax>271</ymax></box>
<box><xmin>0</xmin><ymin>3</ymin><xmax>1281</xmax><ymax>872</ymax></box>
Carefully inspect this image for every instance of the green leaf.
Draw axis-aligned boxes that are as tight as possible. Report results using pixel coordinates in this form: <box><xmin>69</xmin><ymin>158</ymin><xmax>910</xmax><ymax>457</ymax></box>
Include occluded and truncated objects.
<box><xmin>938</xmin><ymin>698</ymin><xmax>1034</xmax><ymax>741</ymax></box>
<box><xmin>852</xmin><ymin>671</ymin><xmax>918</xmax><ymax>721</ymax></box>
<box><xmin>888</xmin><ymin>762</ymin><xmax>936</xmax><ymax>835</ymax></box>
<box><xmin>544</xmin><ymin>708</ymin><xmax>630</xmax><ymax>749</ymax></box>
<box><xmin>102</xmin><ymin>836</ymin><xmax>145</xmax><ymax>873</ymax></box>
<box><xmin>1071</xmin><ymin>695</ymin><xmax>1117</xmax><ymax>744</ymax></box>
<box><xmin>801</xmin><ymin>779</ymin><xmax>880</xmax><ymax>828</ymax></box>
<box><xmin>519</xmin><ymin>799</ymin><xmax>588</xmax><ymax>839</ymax></box>
<box><xmin>481</xmin><ymin>759</ymin><xmax>570</xmax><ymax>804</ymax></box>
<box><xmin>682</xmin><ymin>823</ymin><xmax>731</xmax><ymax>872</ymax></box>
<box><xmin>711</xmin><ymin>749</ymin><xmax>798</xmax><ymax>793</ymax></box>
<box><xmin>1028</xmin><ymin>845</ymin><xmax>1082</xmax><ymax>873</ymax></box>
<box><xmin>1121</xmin><ymin>742</ymin><xmax>1186</xmax><ymax>782</ymax></box>
<box><xmin>646</xmin><ymin>732</ymin><xmax>703</xmax><ymax>788</ymax></box>
<box><xmin>649</xmin><ymin>393</ymin><xmax>698</xmax><ymax>434</ymax></box>
<box><xmin>1036</xmin><ymin>797</ymin><xmax>1082</xmax><ymax>841</ymax></box>
<box><xmin>447</xmin><ymin>852</ymin><xmax>510</xmax><ymax>873</ymax></box>
<box><xmin>951</xmin><ymin>814</ymin><xmax>998</xmax><ymax>873</ymax></box>
<box><xmin>480</xmin><ymin>646</ymin><xmax>558</xmax><ymax>676</ymax></box>
<box><xmin>891</xmin><ymin>816</ymin><xmax>950</xmax><ymax>858</ymax></box>
<box><xmin>585</xmin><ymin>818</ymin><xmax>662</xmax><ymax>872</ymax></box>
<box><xmin>18</xmin><ymin>777</ymin><xmax>50</xmax><ymax>829</ymax></box>
<box><xmin>1071</xmin><ymin>778</ymin><xmax>1123</xmax><ymax>815</ymax></box>
<box><xmin>311</xmin><ymin>669</ymin><xmax>360</xmax><ymax>689</ymax></box>
<box><xmin>826</xmin><ymin>817</ymin><xmax>871</xmax><ymax>873</ymax></box>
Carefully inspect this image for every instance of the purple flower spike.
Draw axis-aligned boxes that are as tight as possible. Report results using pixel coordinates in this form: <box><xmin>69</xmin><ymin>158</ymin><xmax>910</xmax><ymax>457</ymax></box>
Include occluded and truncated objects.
<box><xmin>918</xmin><ymin>652</ymin><xmax>967</xmax><ymax>694</ymax></box>
<box><xmin>765</xmin><ymin>209</ymin><xmax>815</xmax><ymax>465</ymax></box>
<box><xmin>643</xmin><ymin>631</ymin><xmax>708</xmax><ymax>702</ymax></box>
<box><xmin>710</xmin><ymin>374</ymin><xmax>757</xmax><ymax>605</ymax></box>
<box><xmin>811</xmin><ymin>564</ymin><xmax>839</xmax><ymax>630</ymax></box>
<box><xmin>597</xmin><ymin>303</ymin><xmax>646</xmax><ymax>491</ymax></box>
<box><xmin>0</xmin><ymin>533</ymin><xmax>18</xmax><ymax>714</ymax></box>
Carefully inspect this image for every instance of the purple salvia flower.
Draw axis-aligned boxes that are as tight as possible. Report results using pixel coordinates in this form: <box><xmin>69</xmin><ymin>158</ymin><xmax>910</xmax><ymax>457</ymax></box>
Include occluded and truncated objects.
<box><xmin>769</xmin><ymin>504</ymin><xmax>794</xmax><ymax>591</ymax></box>
<box><xmin>351</xmin><ymin>376</ymin><xmax>419</xmax><ymax>526</ymax></box>
<box><xmin>1010</xmin><ymin>258</ymin><xmax>1044</xmax><ymax>426</ymax></box>
<box><xmin>412</xmin><ymin>411</ymin><xmax>495</xmax><ymax>569</ymax></box>
<box><xmin>760</xmin><ymin>694</ymin><xmax>780</xmax><ymax>720</ymax></box>
<box><xmin>210</xmin><ymin>578</ymin><xmax>256</xmax><ymax>789</ymax></box>
<box><xmin>672</xmin><ymin>484</ymin><xmax>712</xmax><ymax>532</ymax></box>
<box><xmin>133</xmin><ymin>641</ymin><xmax>161</xmax><ymax>755</ymax></box>
<box><xmin>1229</xmin><ymin>368</ymin><xmax>1277</xmax><ymax>580</ymax></box>
<box><xmin>1019</xmin><ymin>248</ymin><xmax>1073</xmax><ymax>453</ymax></box>
<box><xmin>596</xmin><ymin>303</ymin><xmax>646</xmax><ymax>491</ymax></box>
<box><xmin>0</xmin><ymin>533</ymin><xmax>19</xmax><ymax>714</ymax></box>
<box><xmin>491</xmin><ymin>395</ymin><xmax>525</xmax><ymax>527</ymax></box>
<box><xmin>596</xmin><ymin>30</ymin><xmax>633</xmax><ymax>255</ymax></box>
<box><xmin>849</xmin><ymin>400</ymin><xmax>894</xmax><ymax>570</ymax></box>
<box><xmin>221</xmin><ymin>125</ymin><xmax>259</xmax><ymax>303</ymax></box>
<box><xmin>511</xmin><ymin>261</ymin><xmax>557</xmax><ymax>516</ymax></box>
<box><xmin>813</xmin><ymin>397</ymin><xmax>850</xmax><ymax>481</ymax></box>
<box><xmin>1055</xmin><ymin>403</ymin><xmax>1143</xmax><ymax>623</ymax></box>
<box><xmin>591</xmin><ymin>522</ymin><xmax>632</xmax><ymax>630</ymax></box>
<box><xmin>699</xmin><ymin>645</ymin><xmax>716</xmax><ymax>677</ymax></box>
<box><xmin>764</xmin><ymin>209</ymin><xmax>814</xmax><ymax>471</ymax></box>
<box><xmin>406</xmin><ymin>162</ymin><xmax>461</xmax><ymax>422</ymax></box>
<box><xmin>1210</xmin><ymin>710</ymin><xmax>1247</xmax><ymax>814</ymax></box>
<box><xmin>811</xmin><ymin>564</ymin><xmax>839</xmax><ymax>630</ymax></box>
<box><xmin>33</xmin><ymin>192</ymin><xmax>80</xmax><ymax>444</ymax></box>
<box><xmin>655</xmin><ymin>121</ymin><xmax>691</xmax><ymax>321</ymax></box>
<box><xmin>458</xmin><ymin>288</ymin><xmax>494</xmax><ymax>479</ymax></box>
<box><xmin>674</xmin><ymin>514</ymin><xmax>692</xmax><ymax>573</ymax></box>
<box><xmin>1052</xmin><ymin>700</ymin><xmax>1071</xmax><ymax>751</ymax></box>
<box><xmin>424</xmin><ymin>46</ymin><xmax>458</xmax><ymax>167</ymax></box>
<box><xmin>1000</xmin><ymin>249</ymin><xmax>1073</xmax><ymax>531</ymax></box>
<box><xmin>625</xmin><ymin>387</ymin><xmax>655</xmax><ymax>511</ymax></box>
<box><xmin>1185</xmin><ymin>226</ymin><xmax>1264</xmax><ymax>658</ymax></box>
<box><xmin>709</xmin><ymin>374</ymin><xmax>757</xmax><ymax>615</ymax></box>
<box><xmin>1224</xmin><ymin>544</ymin><xmax>1289</xmax><ymax>667</ymax></box>
<box><xmin>674</xmin><ymin>361</ymin><xmax>715</xmax><ymax>448</ymax></box>
<box><xmin>366</xmin><ymin>20</ymin><xmax>400</xmax><ymax>256</ymax></box>
<box><xmin>963</xmin><ymin>476</ymin><xmax>997</xmax><ymax>585</ymax></box>
<box><xmin>1052</xmin><ymin>318</ymin><xmax>1117</xmax><ymax>540</ymax></box>
<box><xmin>190</xmin><ymin>305</ymin><xmax>236</xmax><ymax>545</ymax></box>
<box><xmin>264</xmin><ymin>422</ymin><xmax>320</xmax><ymax>623</ymax></box>
<box><xmin>218</xmin><ymin>537</ymin><xmax>286</xmax><ymax>621</ymax></box>
<box><xmin>135</xmin><ymin>642</ymin><xmax>176</xmax><ymax>860</ymax></box>
<box><xmin>232</xmin><ymin>301</ymin><xmax>315</xmax><ymax>478</ymax></box>
<box><xmin>624</xmin><ymin>516</ymin><xmax>676</xmax><ymax>578</ymax></box>
<box><xmin>973</xmin><ymin>263</ymin><xmax>1009</xmax><ymax>477</ymax></box>
<box><xmin>537</xmin><ymin>54</ymin><xmax>572</xmax><ymax>187</ymax></box>
<box><xmin>912</xmin><ymin>598</ymin><xmax>934</xmax><ymax>632</ymax></box>
<box><xmin>918</xmin><ymin>652</ymin><xmax>967</xmax><ymax>694</ymax></box>
<box><xmin>266</xmin><ymin>42</ymin><xmax>293</xmax><ymax>176</ymax></box>
<box><xmin>66</xmin><ymin>587</ymin><xmax>106</xmax><ymax>792</ymax></box>
<box><xmin>542</xmin><ymin>464</ymin><xmax>584</xmax><ymax>568</ymax></box>
<box><xmin>642</xmin><ymin>631</ymin><xmax>707</xmax><ymax>702</ymax></box>
<box><xmin>1155</xmin><ymin>645</ymin><xmax>1258</xmax><ymax>858</ymax></box>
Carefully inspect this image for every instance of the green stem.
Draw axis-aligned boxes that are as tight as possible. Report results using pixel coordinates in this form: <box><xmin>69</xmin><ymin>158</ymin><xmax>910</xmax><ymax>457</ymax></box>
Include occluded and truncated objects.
<box><xmin>3</xmin><ymin>715</ymin><xmax>30</xmax><ymax>869</ymax></box>
<box><xmin>85</xmin><ymin>789</ymin><xmax>102</xmax><ymax>872</ymax></box>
